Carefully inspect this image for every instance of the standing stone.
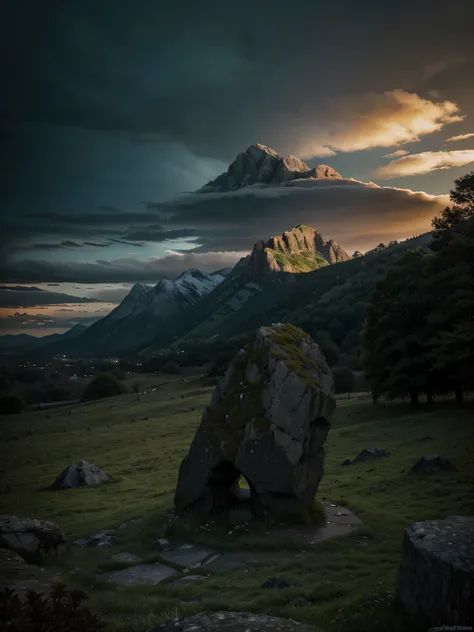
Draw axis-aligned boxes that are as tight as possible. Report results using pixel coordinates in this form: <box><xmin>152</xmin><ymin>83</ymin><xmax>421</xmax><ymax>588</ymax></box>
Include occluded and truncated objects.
<box><xmin>396</xmin><ymin>516</ymin><xmax>474</xmax><ymax>626</ymax></box>
<box><xmin>174</xmin><ymin>324</ymin><xmax>334</xmax><ymax>521</ymax></box>
<box><xmin>0</xmin><ymin>515</ymin><xmax>68</xmax><ymax>557</ymax></box>
<box><xmin>51</xmin><ymin>460</ymin><xmax>109</xmax><ymax>489</ymax></box>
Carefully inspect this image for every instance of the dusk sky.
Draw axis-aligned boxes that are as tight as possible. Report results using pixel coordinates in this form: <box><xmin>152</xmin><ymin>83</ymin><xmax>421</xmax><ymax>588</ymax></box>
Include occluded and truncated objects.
<box><xmin>1</xmin><ymin>0</ymin><xmax>474</xmax><ymax>335</ymax></box>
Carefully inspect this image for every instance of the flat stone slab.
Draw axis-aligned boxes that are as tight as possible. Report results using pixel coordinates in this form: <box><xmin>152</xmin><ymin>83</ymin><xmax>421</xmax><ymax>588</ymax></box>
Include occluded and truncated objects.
<box><xmin>104</xmin><ymin>563</ymin><xmax>177</xmax><ymax>585</ymax></box>
<box><xmin>270</xmin><ymin>502</ymin><xmax>363</xmax><ymax>545</ymax></box>
<box><xmin>159</xmin><ymin>545</ymin><xmax>214</xmax><ymax>567</ymax></box>
<box><xmin>204</xmin><ymin>551</ymin><xmax>286</xmax><ymax>573</ymax></box>
<box><xmin>151</xmin><ymin>611</ymin><xmax>324</xmax><ymax>631</ymax></box>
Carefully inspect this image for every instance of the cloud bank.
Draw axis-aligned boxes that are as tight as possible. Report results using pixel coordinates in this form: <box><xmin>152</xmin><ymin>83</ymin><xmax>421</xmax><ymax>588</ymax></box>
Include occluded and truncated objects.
<box><xmin>374</xmin><ymin>150</ymin><xmax>474</xmax><ymax>179</ymax></box>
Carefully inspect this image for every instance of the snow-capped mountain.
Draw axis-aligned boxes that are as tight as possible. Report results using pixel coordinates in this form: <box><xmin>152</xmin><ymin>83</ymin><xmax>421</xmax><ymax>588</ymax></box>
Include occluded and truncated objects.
<box><xmin>41</xmin><ymin>268</ymin><xmax>230</xmax><ymax>356</ymax></box>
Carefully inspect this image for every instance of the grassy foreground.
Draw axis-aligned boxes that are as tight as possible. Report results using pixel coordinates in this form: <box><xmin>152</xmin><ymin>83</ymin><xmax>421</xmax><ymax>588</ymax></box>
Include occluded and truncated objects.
<box><xmin>0</xmin><ymin>372</ymin><xmax>473</xmax><ymax>632</ymax></box>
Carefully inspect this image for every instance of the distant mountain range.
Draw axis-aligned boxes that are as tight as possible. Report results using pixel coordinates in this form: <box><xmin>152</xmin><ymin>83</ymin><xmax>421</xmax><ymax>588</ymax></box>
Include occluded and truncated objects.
<box><xmin>28</xmin><ymin>269</ymin><xmax>230</xmax><ymax>357</ymax></box>
<box><xmin>0</xmin><ymin>323</ymin><xmax>87</xmax><ymax>354</ymax></box>
<box><xmin>0</xmin><ymin>143</ymin><xmax>433</xmax><ymax>361</ymax></box>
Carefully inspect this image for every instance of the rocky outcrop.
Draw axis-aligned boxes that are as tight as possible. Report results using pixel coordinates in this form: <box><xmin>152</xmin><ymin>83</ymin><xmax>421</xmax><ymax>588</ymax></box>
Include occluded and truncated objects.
<box><xmin>151</xmin><ymin>611</ymin><xmax>325</xmax><ymax>631</ymax></box>
<box><xmin>0</xmin><ymin>515</ymin><xmax>67</xmax><ymax>557</ymax></box>
<box><xmin>410</xmin><ymin>454</ymin><xmax>457</xmax><ymax>474</ymax></box>
<box><xmin>352</xmin><ymin>250</ymin><xmax>363</xmax><ymax>258</ymax></box>
<box><xmin>174</xmin><ymin>323</ymin><xmax>334</xmax><ymax>521</ymax></box>
<box><xmin>396</xmin><ymin>515</ymin><xmax>474</xmax><ymax>626</ymax></box>
<box><xmin>51</xmin><ymin>460</ymin><xmax>109</xmax><ymax>489</ymax></box>
<box><xmin>247</xmin><ymin>225</ymin><xmax>349</xmax><ymax>277</ymax></box>
<box><xmin>200</xmin><ymin>143</ymin><xmax>341</xmax><ymax>193</ymax></box>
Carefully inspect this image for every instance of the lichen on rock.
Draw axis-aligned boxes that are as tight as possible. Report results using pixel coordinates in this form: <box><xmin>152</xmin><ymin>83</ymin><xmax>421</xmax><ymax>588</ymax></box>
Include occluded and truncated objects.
<box><xmin>174</xmin><ymin>323</ymin><xmax>335</xmax><ymax>522</ymax></box>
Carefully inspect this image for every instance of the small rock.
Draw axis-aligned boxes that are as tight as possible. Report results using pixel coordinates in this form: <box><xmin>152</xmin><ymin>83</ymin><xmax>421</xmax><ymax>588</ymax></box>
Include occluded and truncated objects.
<box><xmin>51</xmin><ymin>460</ymin><xmax>109</xmax><ymax>489</ymax></box>
<box><xmin>410</xmin><ymin>454</ymin><xmax>457</xmax><ymax>474</ymax></box>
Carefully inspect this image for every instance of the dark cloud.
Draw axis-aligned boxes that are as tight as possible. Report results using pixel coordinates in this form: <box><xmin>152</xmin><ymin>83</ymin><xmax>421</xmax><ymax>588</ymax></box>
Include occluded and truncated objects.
<box><xmin>0</xmin><ymin>287</ymin><xmax>94</xmax><ymax>307</ymax></box>
<box><xmin>0</xmin><ymin>178</ymin><xmax>449</xmax><ymax>283</ymax></box>
<box><xmin>0</xmin><ymin>252</ymin><xmax>242</xmax><ymax>284</ymax></box>
<box><xmin>1</xmin><ymin>0</ymin><xmax>473</xmax><ymax>288</ymax></box>
<box><xmin>109</xmin><ymin>238</ymin><xmax>145</xmax><ymax>247</ymax></box>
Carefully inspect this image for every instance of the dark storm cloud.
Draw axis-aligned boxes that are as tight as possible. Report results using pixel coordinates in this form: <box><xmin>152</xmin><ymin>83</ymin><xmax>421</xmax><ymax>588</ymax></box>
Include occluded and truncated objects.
<box><xmin>2</xmin><ymin>0</ymin><xmax>473</xmax><ymax>162</ymax></box>
<box><xmin>0</xmin><ymin>178</ymin><xmax>450</xmax><ymax>283</ymax></box>
<box><xmin>83</xmin><ymin>241</ymin><xmax>110</xmax><ymax>247</ymax></box>
<box><xmin>147</xmin><ymin>179</ymin><xmax>449</xmax><ymax>251</ymax></box>
<box><xmin>109</xmin><ymin>238</ymin><xmax>145</xmax><ymax>247</ymax></box>
<box><xmin>0</xmin><ymin>313</ymin><xmax>100</xmax><ymax>332</ymax></box>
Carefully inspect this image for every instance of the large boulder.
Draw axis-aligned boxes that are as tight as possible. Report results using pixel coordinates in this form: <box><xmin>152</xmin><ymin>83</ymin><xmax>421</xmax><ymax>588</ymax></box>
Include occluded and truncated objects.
<box><xmin>51</xmin><ymin>460</ymin><xmax>109</xmax><ymax>489</ymax></box>
<box><xmin>0</xmin><ymin>515</ymin><xmax>68</xmax><ymax>557</ymax></box>
<box><xmin>174</xmin><ymin>324</ymin><xmax>335</xmax><ymax>521</ymax></box>
<box><xmin>396</xmin><ymin>515</ymin><xmax>474</xmax><ymax>626</ymax></box>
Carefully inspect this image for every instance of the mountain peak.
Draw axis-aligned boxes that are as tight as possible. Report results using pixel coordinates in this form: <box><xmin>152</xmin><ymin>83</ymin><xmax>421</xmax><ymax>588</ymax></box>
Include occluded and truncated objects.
<box><xmin>199</xmin><ymin>145</ymin><xmax>341</xmax><ymax>193</ymax></box>
<box><xmin>247</xmin><ymin>225</ymin><xmax>349</xmax><ymax>277</ymax></box>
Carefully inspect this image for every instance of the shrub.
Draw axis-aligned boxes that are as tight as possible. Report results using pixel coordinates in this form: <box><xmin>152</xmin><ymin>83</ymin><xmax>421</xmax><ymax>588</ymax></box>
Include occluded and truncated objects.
<box><xmin>0</xmin><ymin>584</ymin><xmax>104</xmax><ymax>632</ymax></box>
<box><xmin>131</xmin><ymin>382</ymin><xmax>140</xmax><ymax>393</ymax></box>
<box><xmin>0</xmin><ymin>393</ymin><xmax>26</xmax><ymax>415</ymax></box>
<box><xmin>82</xmin><ymin>373</ymin><xmax>127</xmax><ymax>402</ymax></box>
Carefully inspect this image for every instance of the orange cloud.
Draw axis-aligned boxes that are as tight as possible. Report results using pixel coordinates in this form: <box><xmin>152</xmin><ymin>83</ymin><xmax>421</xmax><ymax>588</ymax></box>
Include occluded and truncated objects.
<box><xmin>373</xmin><ymin>150</ymin><xmax>474</xmax><ymax>179</ymax></box>
<box><xmin>446</xmin><ymin>132</ymin><xmax>474</xmax><ymax>143</ymax></box>
<box><xmin>383</xmin><ymin>149</ymin><xmax>410</xmax><ymax>158</ymax></box>
<box><xmin>299</xmin><ymin>90</ymin><xmax>463</xmax><ymax>158</ymax></box>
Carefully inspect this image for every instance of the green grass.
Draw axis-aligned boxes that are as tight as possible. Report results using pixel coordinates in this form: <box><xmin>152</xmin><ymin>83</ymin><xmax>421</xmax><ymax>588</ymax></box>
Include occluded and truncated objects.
<box><xmin>1</xmin><ymin>374</ymin><xmax>473</xmax><ymax>632</ymax></box>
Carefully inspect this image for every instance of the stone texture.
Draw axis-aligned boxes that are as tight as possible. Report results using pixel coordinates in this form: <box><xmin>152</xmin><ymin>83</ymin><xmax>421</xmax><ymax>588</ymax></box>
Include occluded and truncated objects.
<box><xmin>0</xmin><ymin>515</ymin><xmax>67</xmax><ymax>557</ymax></box>
<box><xmin>200</xmin><ymin>143</ymin><xmax>341</xmax><ymax>193</ymax></box>
<box><xmin>170</xmin><ymin>574</ymin><xmax>206</xmax><ymax>586</ymax></box>
<box><xmin>104</xmin><ymin>563</ymin><xmax>177</xmax><ymax>586</ymax></box>
<box><xmin>174</xmin><ymin>324</ymin><xmax>334</xmax><ymax>522</ymax></box>
<box><xmin>0</xmin><ymin>547</ymin><xmax>26</xmax><ymax>567</ymax></box>
<box><xmin>396</xmin><ymin>515</ymin><xmax>474</xmax><ymax>626</ymax></box>
<box><xmin>151</xmin><ymin>611</ymin><xmax>324</xmax><ymax>631</ymax></box>
<box><xmin>410</xmin><ymin>454</ymin><xmax>457</xmax><ymax>474</ymax></box>
<box><xmin>51</xmin><ymin>460</ymin><xmax>109</xmax><ymax>489</ymax></box>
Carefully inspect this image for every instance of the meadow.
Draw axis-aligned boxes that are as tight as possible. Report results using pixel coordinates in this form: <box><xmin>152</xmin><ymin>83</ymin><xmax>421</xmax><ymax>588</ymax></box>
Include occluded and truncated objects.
<box><xmin>1</xmin><ymin>372</ymin><xmax>473</xmax><ymax>632</ymax></box>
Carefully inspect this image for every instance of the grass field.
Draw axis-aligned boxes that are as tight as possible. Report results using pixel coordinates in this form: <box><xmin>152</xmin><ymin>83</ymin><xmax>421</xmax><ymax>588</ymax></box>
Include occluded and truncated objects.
<box><xmin>1</xmin><ymin>372</ymin><xmax>473</xmax><ymax>632</ymax></box>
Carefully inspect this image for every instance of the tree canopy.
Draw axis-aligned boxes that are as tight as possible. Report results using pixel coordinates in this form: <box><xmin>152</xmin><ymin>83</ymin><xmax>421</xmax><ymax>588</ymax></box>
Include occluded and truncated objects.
<box><xmin>362</xmin><ymin>171</ymin><xmax>474</xmax><ymax>406</ymax></box>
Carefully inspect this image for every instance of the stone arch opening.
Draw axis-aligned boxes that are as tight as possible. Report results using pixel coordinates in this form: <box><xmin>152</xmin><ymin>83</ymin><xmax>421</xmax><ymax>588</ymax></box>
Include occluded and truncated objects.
<box><xmin>208</xmin><ymin>460</ymin><xmax>253</xmax><ymax>514</ymax></box>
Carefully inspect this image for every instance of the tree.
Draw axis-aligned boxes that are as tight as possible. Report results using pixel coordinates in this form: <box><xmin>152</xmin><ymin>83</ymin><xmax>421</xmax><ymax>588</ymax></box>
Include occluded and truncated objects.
<box><xmin>426</xmin><ymin>213</ymin><xmax>474</xmax><ymax>405</ymax></box>
<box><xmin>431</xmin><ymin>171</ymin><xmax>474</xmax><ymax>252</ymax></box>
<box><xmin>0</xmin><ymin>394</ymin><xmax>26</xmax><ymax>415</ymax></box>
<box><xmin>82</xmin><ymin>373</ymin><xmax>127</xmax><ymax>402</ymax></box>
<box><xmin>362</xmin><ymin>249</ymin><xmax>433</xmax><ymax>406</ymax></box>
<box><xmin>332</xmin><ymin>367</ymin><xmax>355</xmax><ymax>396</ymax></box>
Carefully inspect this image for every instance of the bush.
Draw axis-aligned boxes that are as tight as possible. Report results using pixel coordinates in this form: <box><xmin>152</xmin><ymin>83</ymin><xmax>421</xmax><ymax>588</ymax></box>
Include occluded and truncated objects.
<box><xmin>333</xmin><ymin>366</ymin><xmax>356</xmax><ymax>394</ymax></box>
<box><xmin>82</xmin><ymin>373</ymin><xmax>127</xmax><ymax>402</ymax></box>
<box><xmin>131</xmin><ymin>382</ymin><xmax>140</xmax><ymax>393</ymax></box>
<box><xmin>0</xmin><ymin>584</ymin><xmax>104</xmax><ymax>632</ymax></box>
<box><xmin>0</xmin><ymin>393</ymin><xmax>26</xmax><ymax>415</ymax></box>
